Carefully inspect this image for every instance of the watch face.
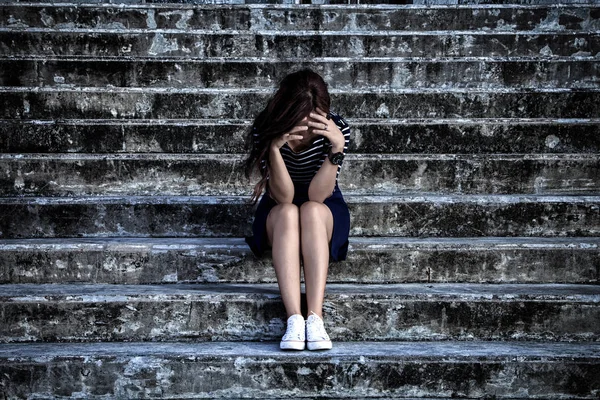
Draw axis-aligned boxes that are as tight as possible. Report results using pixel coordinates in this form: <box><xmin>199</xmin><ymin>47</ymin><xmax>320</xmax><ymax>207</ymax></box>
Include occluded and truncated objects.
<box><xmin>330</xmin><ymin>152</ymin><xmax>344</xmax><ymax>165</ymax></box>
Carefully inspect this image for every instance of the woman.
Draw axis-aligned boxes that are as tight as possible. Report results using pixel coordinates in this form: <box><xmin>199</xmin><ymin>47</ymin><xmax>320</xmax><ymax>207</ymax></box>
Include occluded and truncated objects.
<box><xmin>244</xmin><ymin>69</ymin><xmax>351</xmax><ymax>351</ymax></box>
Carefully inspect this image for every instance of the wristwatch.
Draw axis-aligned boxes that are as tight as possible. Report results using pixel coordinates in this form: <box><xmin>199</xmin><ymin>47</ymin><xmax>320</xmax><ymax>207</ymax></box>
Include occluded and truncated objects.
<box><xmin>328</xmin><ymin>150</ymin><xmax>345</xmax><ymax>166</ymax></box>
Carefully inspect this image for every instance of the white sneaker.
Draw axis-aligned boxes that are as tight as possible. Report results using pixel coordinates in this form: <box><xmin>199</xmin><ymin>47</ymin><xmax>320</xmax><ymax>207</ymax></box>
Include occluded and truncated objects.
<box><xmin>280</xmin><ymin>314</ymin><xmax>306</xmax><ymax>350</ymax></box>
<box><xmin>306</xmin><ymin>312</ymin><xmax>332</xmax><ymax>351</ymax></box>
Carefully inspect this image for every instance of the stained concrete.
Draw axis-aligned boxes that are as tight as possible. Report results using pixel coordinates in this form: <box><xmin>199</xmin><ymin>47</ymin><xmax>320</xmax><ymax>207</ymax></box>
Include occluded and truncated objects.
<box><xmin>1</xmin><ymin>283</ymin><xmax>599</xmax><ymax>342</ymax></box>
<box><xmin>2</xmin><ymin>31</ymin><xmax>598</xmax><ymax>59</ymax></box>
<box><xmin>0</xmin><ymin>237</ymin><xmax>597</xmax><ymax>284</ymax></box>
<box><xmin>2</xmin><ymin>5</ymin><xmax>598</xmax><ymax>32</ymax></box>
<box><xmin>0</xmin><ymin>1</ymin><xmax>599</xmax><ymax>397</ymax></box>
<box><xmin>1</xmin><ymin>153</ymin><xmax>599</xmax><ymax>196</ymax></box>
<box><xmin>3</xmin><ymin>88</ymin><xmax>600</xmax><ymax>120</ymax></box>
<box><xmin>0</xmin><ymin>341</ymin><xmax>599</xmax><ymax>398</ymax></box>
<box><xmin>3</xmin><ymin>59</ymin><xmax>600</xmax><ymax>90</ymax></box>
<box><xmin>2</xmin><ymin>340</ymin><xmax>599</xmax><ymax>359</ymax></box>
<box><xmin>1</xmin><ymin>119</ymin><xmax>599</xmax><ymax>154</ymax></box>
<box><xmin>0</xmin><ymin>195</ymin><xmax>598</xmax><ymax>238</ymax></box>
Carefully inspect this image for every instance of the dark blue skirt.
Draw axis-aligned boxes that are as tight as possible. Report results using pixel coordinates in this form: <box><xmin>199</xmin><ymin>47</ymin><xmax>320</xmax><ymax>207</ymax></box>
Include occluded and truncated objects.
<box><xmin>245</xmin><ymin>182</ymin><xmax>350</xmax><ymax>262</ymax></box>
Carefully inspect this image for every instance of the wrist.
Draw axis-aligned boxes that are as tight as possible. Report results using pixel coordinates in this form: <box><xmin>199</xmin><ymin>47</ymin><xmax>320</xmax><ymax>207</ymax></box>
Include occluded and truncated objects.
<box><xmin>327</xmin><ymin>149</ymin><xmax>345</xmax><ymax>166</ymax></box>
<box><xmin>331</xmin><ymin>144</ymin><xmax>344</xmax><ymax>153</ymax></box>
<box><xmin>331</xmin><ymin>132</ymin><xmax>345</xmax><ymax>153</ymax></box>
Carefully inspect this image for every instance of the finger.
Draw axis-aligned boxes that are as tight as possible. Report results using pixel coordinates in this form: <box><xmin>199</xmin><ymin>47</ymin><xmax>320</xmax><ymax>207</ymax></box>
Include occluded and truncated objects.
<box><xmin>287</xmin><ymin>135</ymin><xmax>304</xmax><ymax>141</ymax></box>
<box><xmin>308</xmin><ymin>121</ymin><xmax>329</xmax><ymax>131</ymax></box>
<box><xmin>307</xmin><ymin>120</ymin><xmax>328</xmax><ymax>130</ymax></box>
<box><xmin>310</xmin><ymin>125</ymin><xmax>330</xmax><ymax>136</ymax></box>
<box><xmin>289</xmin><ymin>125</ymin><xmax>309</xmax><ymax>134</ymax></box>
<box><xmin>309</xmin><ymin>112</ymin><xmax>328</xmax><ymax>124</ymax></box>
<box><xmin>311</xmin><ymin>130</ymin><xmax>330</xmax><ymax>138</ymax></box>
<box><xmin>284</xmin><ymin>132</ymin><xmax>304</xmax><ymax>138</ymax></box>
<box><xmin>315</xmin><ymin>107</ymin><xmax>326</xmax><ymax>116</ymax></box>
<box><xmin>315</xmin><ymin>108</ymin><xmax>331</xmax><ymax>120</ymax></box>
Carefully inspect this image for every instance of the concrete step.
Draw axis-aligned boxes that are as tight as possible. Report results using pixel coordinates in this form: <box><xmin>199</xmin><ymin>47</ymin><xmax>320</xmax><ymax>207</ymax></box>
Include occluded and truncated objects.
<box><xmin>1</xmin><ymin>282</ymin><xmax>599</xmax><ymax>342</ymax></box>
<box><xmin>2</xmin><ymin>118</ymin><xmax>599</xmax><ymax>154</ymax></box>
<box><xmin>414</xmin><ymin>0</ymin><xmax>600</xmax><ymax>4</ymax></box>
<box><xmin>3</xmin><ymin>88</ymin><xmax>600</xmax><ymax>119</ymax></box>
<box><xmin>3</xmin><ymin>58</ymin><xmax>599</xmax><ymax>89</ymax></box>
<box><xmin>0</xmin><ymin>341</ymin><xmax>598</xmax><ymax>398</ymax></box>
<box><xmin>2</xmin><ymin>153</ymin><xmax>599</xmax><ymax>196</ymax></box>
<box><xmin>2</xmin><ymin>0</ymin><xmax>598</xmax><ymax>3</ymax></box>
<box><xmin>0</xmin><ymin>237</ymin><xmax>598</xmax><ymax>284</ymax></box>
<box><xmin>1</xmin><ymin>194</ymin><xmax>598</xmax><ymax>239</ymax></box>
<box><xmin>1</xmin><ymin>30</ymin><xmax>597</xmax><ymax>59</ymax></box>
<box><xmin>2</xmin><ymin>4</ymin><xmax>598</xmax><ymax>32</ymax></box>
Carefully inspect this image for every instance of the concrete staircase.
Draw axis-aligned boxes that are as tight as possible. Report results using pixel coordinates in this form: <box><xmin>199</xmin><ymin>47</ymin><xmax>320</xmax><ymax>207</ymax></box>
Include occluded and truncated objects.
<box><xmin>1</xmin><ymin>2</ymin><xmax>599</xmax><ymax>398</ymax></box>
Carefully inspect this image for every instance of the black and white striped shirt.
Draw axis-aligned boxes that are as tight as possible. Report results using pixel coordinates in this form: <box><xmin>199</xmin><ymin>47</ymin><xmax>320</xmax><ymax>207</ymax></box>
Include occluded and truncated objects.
<box><xmin>254</xmin><ymin>111</ymin><xmax>351</xmax><ymax>184</ymax></box>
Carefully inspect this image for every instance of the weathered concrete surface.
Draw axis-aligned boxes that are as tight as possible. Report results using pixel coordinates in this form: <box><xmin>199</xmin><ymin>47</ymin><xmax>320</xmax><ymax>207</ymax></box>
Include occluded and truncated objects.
<box><xmin>0</xmin><ymin>2</ymin><xmax>598</xmax><ymax>398</ymax></box>
<box><xmin>2</xmin><ymin>119</ymin><xmax>599</xmax><ymax>154</ymax></box>
<box><xmin>0</xmin><ymin>341</ymin><xmax>598</xmax><ymax>398</ymax></box>
<box><xmin>0</xmin><ymin>195</ymin><xmax>598</xmax><ymax>238</ymax></box>
<box><xmin>3</xmin><ymin>59</ymin><xmax>599</xmax><ymax>89</ymax></box>
<box><xmin>1</xmin><ymin>283</ymin><xmax>599</xmax><ymax>342</ymax></box>
<box><xmin>3</xmin><ymin>89</ymin><xmax>600</xmax><ymax>119</ymax></box>
<box><xmin>2</xmin><ymin>31</ymin><xmax>597</xmax><ymax>59</ymax></box>
<box><xmin>414</xmin><ymin>0</ymin><xmax>600</xmax><ymax>5</ymax></box>
<box><xmin>0</xmin><ymin>118</ymin><xmax>251</xmax><ymax>154</ymax></box>
<box><xmin>1</xmin><ymin>153</ymin><xmax>599</xmax><ymax>196</ymax></box>
<box><xmin>346</xmin><ymin>119</ymin><xmax>600</xmax><ymax>154</ymax></box>
<box><xmin>2</xmin><ymin>5</ymin><xmax>598</xmax><ymax>32</ymax></box>
<box><xmin>0</xmin><ymin>237</ymin><xmax>597</xmax><ymax>284</ymax></box>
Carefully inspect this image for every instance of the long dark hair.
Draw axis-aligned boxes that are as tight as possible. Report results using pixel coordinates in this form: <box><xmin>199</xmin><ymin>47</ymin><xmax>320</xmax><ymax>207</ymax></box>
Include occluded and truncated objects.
<box><xmin>244</xmin><ymin>69</ymin><xmax>331</xmax><ymax>203</ymax></box>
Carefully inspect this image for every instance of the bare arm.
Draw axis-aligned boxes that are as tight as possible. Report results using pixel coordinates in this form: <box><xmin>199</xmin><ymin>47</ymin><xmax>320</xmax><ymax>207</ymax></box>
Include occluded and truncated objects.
<box><xmin>267</xmin><ymin>143</ymin><xmax>294</xmax><ymax>204</ymax></box>
<box><xmin>267</xmin><ymin>127</ymin><xmax>307</xmax><ymax>204</ymax></box>
<box><xmin>308</xmin><ymin>109</ymin><xmax>347</xmax><ymax>203</ymax></box>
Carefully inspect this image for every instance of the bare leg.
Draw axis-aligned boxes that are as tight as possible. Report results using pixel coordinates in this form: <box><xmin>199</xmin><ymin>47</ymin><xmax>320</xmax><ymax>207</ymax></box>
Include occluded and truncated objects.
<box><xmin>300</xmin><ymin>201</ymin><xmax>333</xmax><ymax>318</ymax></box>
<box><xmin>266</xmin><ymin>203</ymin><xmax>302</xmax><ymax>318</ymax></box>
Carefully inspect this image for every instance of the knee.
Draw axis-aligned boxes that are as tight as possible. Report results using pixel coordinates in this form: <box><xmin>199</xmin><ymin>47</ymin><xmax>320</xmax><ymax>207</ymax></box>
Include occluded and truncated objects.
<box><xmin>269</xmin><ymin>203</ymin><xmax>299</xmax><ymax>227</ymax></box>
<box><xmin>300</xmin><ymin>201</ymin><xmax>326</xmax><ymax>225</ymax></box>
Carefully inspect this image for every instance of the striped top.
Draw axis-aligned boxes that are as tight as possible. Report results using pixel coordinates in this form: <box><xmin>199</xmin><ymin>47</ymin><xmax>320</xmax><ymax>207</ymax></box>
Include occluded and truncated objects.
<box><xmin>254</xmin><ymin>111</ymin><xmax>351</xmax><ymax>185</ymax></box>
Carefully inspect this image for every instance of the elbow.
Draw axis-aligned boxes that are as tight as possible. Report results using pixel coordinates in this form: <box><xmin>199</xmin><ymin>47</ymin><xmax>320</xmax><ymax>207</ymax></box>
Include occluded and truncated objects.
<box><xmin>270</xmin><ymin>190</ymin><xmax>294</xmax><ymax>205</ymax></box>
<box><xmin>267</xmin><ymin>183</ymin><xmax>294</xmax><ymax>204</ymax></box>
<box><xmin>308</xmin><ymin>183</ymin><xmax>336</xmax><ymax>203</ymax></box>
<box><xmin>307</xmin><ymin>195</ymin><xmax>326</xmax><ymax>204</ymax></box>
<box><xmin>307</xmin><ymin>188</ymin><xmax>330</xmax><ymax>204</ymax></box>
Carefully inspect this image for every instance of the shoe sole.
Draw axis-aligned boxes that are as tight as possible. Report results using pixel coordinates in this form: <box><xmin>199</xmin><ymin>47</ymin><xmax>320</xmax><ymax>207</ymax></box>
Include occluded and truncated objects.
<box><xmin>307</xmin><ymin>340</ymin><xmax>332</xmax><ymax>351</ymax></box>
<box><xmin>280</xmin><ymin>341</ymin><xmax>306</xmax><ymax>351</ymax></box>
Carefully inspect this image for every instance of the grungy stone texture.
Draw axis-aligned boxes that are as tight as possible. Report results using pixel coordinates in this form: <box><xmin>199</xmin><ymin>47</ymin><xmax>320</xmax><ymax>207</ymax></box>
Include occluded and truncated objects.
<box><xmin>0</xmin><ymin>237</ymin><xmax>597</xmax><ymax>284</ymax></box>
<box><xmin>2</xmin><ymin>120</ymin><xmax>599</xmax><ymax>154</ymax></box>
<box><xmin>0</xmin><ymin>283</ymin><xmax>599</xmax><ymax>343</ymax></box>
<box><xmin>1</xmin><ymin>154</ymin><xmax>598</xmax><ymax>196</ymax></box>
<box><xmin>0</xmin><ymin>342</ymin><xmax>599</xmax><ymax>399</ymax></box>
<box><xmin>3</xmin><ymin>89</ymin><xmax>600</xmax><ymax>120</ymax></box>
<box><xmin>1</xmin><ymin>2</ymin><xmax>599</xmax><ymax>397</ymax></box>
<box><xmin>0</xmin><ymin>195</ymin><xmax>599</xmax><ymax>238</ymax></box>
<box><xmin>1</xmin><ymin>5</ymin><xmax>598</xmax><ymax>32</ymax></box>
<box><xmin>2</xmin><ymin>59</ymin><xmax>599</xmax><ymax>89</ymax></box>
<box><xmin>2</xmin><ymin>31</ymin><xmax>598</xmax><ymax>58</ymax></box>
